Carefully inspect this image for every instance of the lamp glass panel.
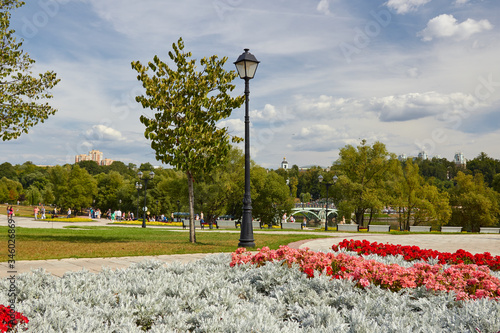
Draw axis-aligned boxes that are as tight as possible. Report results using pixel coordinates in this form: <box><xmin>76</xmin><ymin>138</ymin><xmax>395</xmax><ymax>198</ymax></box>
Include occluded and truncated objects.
<box><xmin>246</xmin><ymin>62</ymin><xmax>258</xmax><ymax>78</ymax></box>
<box><xmin>235</xmin><ymin>62</ymin><xmax>246</xmax><ymax>78</ymax></box>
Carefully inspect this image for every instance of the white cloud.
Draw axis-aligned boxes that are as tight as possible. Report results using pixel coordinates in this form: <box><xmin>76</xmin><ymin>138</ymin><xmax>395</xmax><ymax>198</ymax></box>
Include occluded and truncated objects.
<box><xmin>85</xmin><ymin>125</ymin><xmax>124</xmax><ymax>141</ymax></box>
<box><xmin>218</xmin><ymin>119</ymin><xmax>244</xmax><ymax>138</ymax></box>
<box><xmin>250</xmin><ymin>104</ymin><xmax>278</xmax><ymax>121</ymax></box>
<box><xmin>418</xmin><ymin>14</ymin><xmax>493</xmax><ymax>41</ymax></box>
<box><xmin>370</xmin><ymin>91</ymin><xmax>480</xmax><ymax>121</ymax></box>
<box><xmin>316</xmin><ymin>0</ymin><xmax>331</xmax><ymax>15</ymax></box>
<box><xmin>385</xmin><ymin>0</ymin><xmax>432</xmax><ymax>14</ymax></box>
<box><xmin>293</xmin><ymin>95</ymin><xmax>364</xmax><ymax>118</ymax></box>
<box><xmin>455</xmin><ymin>0</ymin><xmax>469</xmax><ymax>5</ymax></box>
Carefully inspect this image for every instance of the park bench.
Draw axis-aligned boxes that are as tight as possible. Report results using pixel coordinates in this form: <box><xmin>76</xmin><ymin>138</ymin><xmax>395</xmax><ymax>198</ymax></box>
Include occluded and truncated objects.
<box><xmin>441</xmin><ymin>226</ymin><xmax>462</xmax><ymax>233</ymax></box>
<box><xmin>281</xmin><ymin>222</ymin><xmax>304</xmax><ymax>230</ymax></box>
<box><xmin>216</xmin><ymin>220</ymin><xmax>237</xmax><ymax>228</ymax></box>
<box><xmin>368</xmin><ymin>225</ymin><xmax>390</xmax><ymax>232</ymax></box>
<box><xmin>479</xmin><ymin>227</ymin><xmax>500</xmax><ymax>234</ymax></box>
<box><xmin>234</xmin><ymin>221</ymin><xmax>262</xmax><ymax>229</ymax></box>
<box><xmin>409</xmin><ymin>225</ymin><xmax>431</xmax><ymax>232</ymax></box>
<box><xmin>337</xmin><ymin>224</ymin><xmax>359</xmax><ymax>232</ymax></box>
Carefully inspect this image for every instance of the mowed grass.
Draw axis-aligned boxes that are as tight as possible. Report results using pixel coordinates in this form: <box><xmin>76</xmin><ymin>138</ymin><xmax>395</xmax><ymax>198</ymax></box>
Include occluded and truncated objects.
<box><xmin>0</xmin><ymin>226</ymin><xmax>334</xmax><ymax>261</ymax></box>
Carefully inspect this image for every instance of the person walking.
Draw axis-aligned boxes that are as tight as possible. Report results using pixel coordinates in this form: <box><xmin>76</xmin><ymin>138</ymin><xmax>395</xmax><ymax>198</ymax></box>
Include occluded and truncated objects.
<box><xmin>41</xmin><ymin>205</ymin><xmax>46</xmax><ymax>219</ymax></box>
<box><xmin>34</xmin><ymin>206</ymin><xmax>39</xmax><ymax>220</ymax></box>
<box><xmin>67</xmin><ymin>208</ymin><xmax>71</xmax><ymax>218</ymax></box>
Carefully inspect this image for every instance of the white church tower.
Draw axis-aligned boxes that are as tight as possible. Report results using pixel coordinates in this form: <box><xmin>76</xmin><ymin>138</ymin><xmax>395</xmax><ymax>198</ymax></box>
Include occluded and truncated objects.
<box><xmin>454</xmin><ymin>152</ymin><xmax>466</xmax><ymax>169</ymax></box>
<box><xmin>281</xmin><ymin>157</ymin><xmax>289</xmax><ymax>170</ymax></box>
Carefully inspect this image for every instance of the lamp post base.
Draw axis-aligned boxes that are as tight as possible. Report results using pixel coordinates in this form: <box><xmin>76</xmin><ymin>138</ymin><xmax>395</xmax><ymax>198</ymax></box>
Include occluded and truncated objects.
<box><xmin>238</xmin><ymin>209</ymin><xmax>255</xmax><ymax>248</ymax></box>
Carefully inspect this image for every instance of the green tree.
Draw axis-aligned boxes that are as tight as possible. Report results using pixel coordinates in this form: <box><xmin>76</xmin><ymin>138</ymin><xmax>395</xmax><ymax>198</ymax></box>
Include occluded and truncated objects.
<box><xmin>132</xmin><ymin>37</ymin><xmax>244</xmax><ymax>242</ymax></box>
<box><xmin>492</xmin><ymin>174</ymin><xmax>500</xmax><ymax>194</ymax></box>
<box><xmin>0</xmin><ymin>162</ymin><xmax>17</xmax><ymax>180</ymax></box>
<box><xmin>391</xmin><ymin>159</ymin><xmax>451</xmax><ymax>230</ymax></box>
<box><xmin>95</xmin><ymin>171</ymin><xmax>125</xmax><ymax>212</ymax></box>
<box><xmin>297</xmin><ymin>166</ymin><xmax>324</xmax><ymax>200</ymax></box>
<box><xmin>250</xmin><ymin>167</ymin><xmax>294</xmax><ymax>227</ymax></box>
<box><xmin>333</xmin><ymin>140</ymin><xmax>396</xmax><ymax>227</ymax></box>
<box><xmin>449</xmin><ymin>171</ymin><xmax>500</xmax><ymax>232</ymax></box>
<box><xmin>152</xmin><ymin>169</ymin><xmax>187</xmax><ymax>219</ymax></box>
<box><xmin>193</xmin><ymin>147</ymin><xmax>243</xmax><ymax>225</ymax></box>
<box><xmin>0</xmin><ymin>0</ymin><xmax>60</xmax><ymax>140</ymax></box>
<box><xmin>467</xmin><ymin>152</ymin><xmax>500</xmax><ymax>187</ymax></box>
<box><xmin>59</xmin><ymin>165</ymin><xmax>97</xmax><ymax>214</ymax></box>
<box><xmin>0</xmin><ymin>176</ymin><xmax>22</xmax><ymax>203</ymax></box>
<box><xmin>25</xmin><ymin>184</ymin><xmax>41</xmax><ymax>206</ymax></box>
<box><xmin>41</xmin><ymin>185</ymin><xmax>54</xmax><ymax>205</ymax></box>
<box><xmin>77</xmin><ymin>160</ymin><xmax>102</xmax><ymax>176</ymax></box>
<box><xmin>300</xmin><ymin>192</ymin><xmax>311</xmax><ymax>203</ymax></box>
<box><xmin>47</xmin><ymin>165</ymin><xmax>70</xmax><ymax>206</ymax></box>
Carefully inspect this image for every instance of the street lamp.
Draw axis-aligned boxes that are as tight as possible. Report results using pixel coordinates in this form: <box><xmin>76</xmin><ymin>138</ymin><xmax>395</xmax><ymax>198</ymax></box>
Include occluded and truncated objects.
<box><xmin>176</xmin><ymin>200</ymin><xmax>181</xmax><ymax>222</ymax></box>
<box><xmin>135</xmin><ymin>181</ymin><xmax>142</xmax><ymax>221</ymax></box>
<box><xmin>138</xmin><ymin>171</ymin><xmax>154</xmax><ymax>228</ymax></box>
<box><xmin>235</xmin><ymin>48</ymin><xmax>259</xmax><ymax>248</ymax></box>
<box><xmin>318</xmin><ymin>175</ymin><xmax>338</xmax><ymax>231</ymax></box>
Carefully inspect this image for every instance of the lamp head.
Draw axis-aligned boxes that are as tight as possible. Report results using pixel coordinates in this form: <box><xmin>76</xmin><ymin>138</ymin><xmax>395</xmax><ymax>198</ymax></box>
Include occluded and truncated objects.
<box><xmin>234</xmin><ymin>48</ymin><xmax>259</xmax><ymax>79</ymax></box>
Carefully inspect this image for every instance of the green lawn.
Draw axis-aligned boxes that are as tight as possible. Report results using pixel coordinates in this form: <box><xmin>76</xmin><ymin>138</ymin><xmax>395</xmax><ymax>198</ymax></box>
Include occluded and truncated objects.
<box><xmin>0</xmin><ymin>226</ymin><xmax>334</xmax><ymax>261</ymax></box>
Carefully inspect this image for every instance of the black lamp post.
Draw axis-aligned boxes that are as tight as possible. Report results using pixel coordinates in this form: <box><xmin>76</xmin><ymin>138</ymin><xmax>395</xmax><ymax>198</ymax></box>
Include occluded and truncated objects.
<box><xmin>138</xmin><ymin>171</ymin><xmax>154</xmax><ymax>228</ymax></box>
<box><xmin>318</xmin><ymin>175</ymin><xmax>338</xmax><ymax>231</ymax></box>
<box><xmin>235</xmin><ymin>48</ymin><xmax>259</xmax><ymax>248</ymax></box>
<box><xmin>135</xmin><ymin>181</ymin><xmax>142</xmax><ymax>221</ymax></box>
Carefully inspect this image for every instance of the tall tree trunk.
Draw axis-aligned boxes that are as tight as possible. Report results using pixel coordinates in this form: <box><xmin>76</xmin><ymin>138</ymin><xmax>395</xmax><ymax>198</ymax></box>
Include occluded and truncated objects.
<box><xmin>187</xmin><ymin>171</ymin><xmax>196</xmax><ymax>243</ymax></box>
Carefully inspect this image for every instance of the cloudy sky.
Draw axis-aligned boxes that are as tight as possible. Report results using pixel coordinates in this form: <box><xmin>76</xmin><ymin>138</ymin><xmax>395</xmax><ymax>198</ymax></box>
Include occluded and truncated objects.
<box><xmin>3</xmin><ymin>0</ymin><xmax>499</xmax><ymax>169</ymax></box>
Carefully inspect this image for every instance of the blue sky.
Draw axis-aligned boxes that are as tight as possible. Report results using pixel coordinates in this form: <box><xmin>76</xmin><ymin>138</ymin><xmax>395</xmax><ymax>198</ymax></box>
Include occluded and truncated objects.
<box><xmin>3</xmin><ymin>0</ymin><xmax>499</xmax><ymax>169</ymax></box>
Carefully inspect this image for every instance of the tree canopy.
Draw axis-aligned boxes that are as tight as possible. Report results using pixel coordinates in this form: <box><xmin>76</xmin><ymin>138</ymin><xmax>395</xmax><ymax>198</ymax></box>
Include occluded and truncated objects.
<box><xmin>1</xmin><ymin>0</ymin><xmax>60</xmax><ymax>140</ymax></box>
<box><xmin>333</xmin><ymin>140</ymin><xmax>397</xmax><ymax>226</ymax></box>
<box><xmin>132</xmin><ymin>37</ymin><xmax>244</xmax><ymax>242</ymax></box>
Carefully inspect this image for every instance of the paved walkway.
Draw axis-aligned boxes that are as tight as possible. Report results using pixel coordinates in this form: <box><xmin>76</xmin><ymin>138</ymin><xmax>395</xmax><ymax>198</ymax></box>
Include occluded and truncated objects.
<box><xmin>1</xmin><ymin>216</ymin><xmax>499</xmax><ymax>277</ymax></box>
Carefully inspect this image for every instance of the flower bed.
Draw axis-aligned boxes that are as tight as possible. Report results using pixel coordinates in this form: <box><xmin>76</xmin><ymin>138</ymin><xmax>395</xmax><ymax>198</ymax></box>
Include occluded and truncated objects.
<box><xmin>111</xmin><ymin>221</ymin><xmax>183</xmax><ymax>227</ymax></box>
<box><xmin>0</xmin><ymin>305</ymin><xmax>28</xmax><ymax>332</ymax></box>
<box><xmin>231</xmin><ymin>246</ymin><xmax>500</xmax><ymax>301</ymax></box>
<box><xmin>332</xmin><ymin>239</ymin><xmax>500</xmax><ymax>271</ymax></box>
<box><xmin>2</xmin><ymin>251</ymin><xmax>500</xmax><ymax>331</ymax></box>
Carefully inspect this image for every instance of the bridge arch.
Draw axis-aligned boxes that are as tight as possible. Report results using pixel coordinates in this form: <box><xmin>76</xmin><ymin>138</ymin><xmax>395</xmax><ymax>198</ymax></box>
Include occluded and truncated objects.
<box><xmin>289</xmin><ymin>207</ymin><xmax>338</xmax><ymax>222</ymax></box>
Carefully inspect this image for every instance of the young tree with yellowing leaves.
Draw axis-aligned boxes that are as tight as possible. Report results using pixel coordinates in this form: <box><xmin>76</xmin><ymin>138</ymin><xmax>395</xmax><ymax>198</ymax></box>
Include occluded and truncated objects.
<box><xmin>132</xmin><ymin>38</ymin><xmax>244</xmax><ymax>243</ymax></box>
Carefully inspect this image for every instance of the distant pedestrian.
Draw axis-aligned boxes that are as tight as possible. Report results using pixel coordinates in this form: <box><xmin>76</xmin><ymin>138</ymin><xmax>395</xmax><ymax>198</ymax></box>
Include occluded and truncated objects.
<box><xmin>67</xmin><ymin>208</ymin><xmax>71</xmax><ymax>218</ymax></box>
<box><xmin>34</xmin><ymin>206</ymin><xmax>39</xmax><ymax>220</ymax></box>
<box><xmin>41</xmin><ymin>206</ymin><xmax>46</xmax><ymax>219</ymax></box>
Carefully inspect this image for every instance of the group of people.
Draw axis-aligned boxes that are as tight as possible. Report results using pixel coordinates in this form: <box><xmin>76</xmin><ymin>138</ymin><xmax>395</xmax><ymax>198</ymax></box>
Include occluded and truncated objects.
<box><xmin>6</xmin><ymin>206</ymin><xmax>14</xmax><ymax>218</ymax></box>
<box><xmin>105</xmin><ymin>209</ymin><xmax>135</xmax><ymax>221</ymax></box>
<box><xmin>88</xmin><ymin>208</ymin><xmax>102</xmax><ymax>219</ymax></box>
<box><xmin>33</xmin><ymin>205</ymin><xmax>47</xmax><ymax>220</ymax></box>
